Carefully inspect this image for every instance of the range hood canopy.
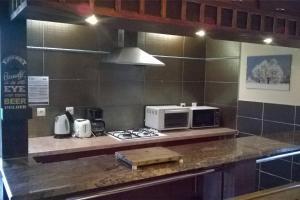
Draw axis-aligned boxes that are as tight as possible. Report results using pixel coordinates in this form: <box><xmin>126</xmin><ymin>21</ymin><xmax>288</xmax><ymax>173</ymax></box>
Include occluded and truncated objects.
<box><xmin>102</xmin><ymin>30</ymin><xmax>165</xmax><ymax>67</ymax></box>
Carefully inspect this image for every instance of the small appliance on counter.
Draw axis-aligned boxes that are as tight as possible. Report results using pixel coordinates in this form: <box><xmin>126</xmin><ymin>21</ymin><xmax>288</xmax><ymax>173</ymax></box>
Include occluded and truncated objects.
<box><xmin>145</xmin><ymin>105</ymin><xmax>190</xmax><ymax>131</ymax></box>
<box><xmin>189</xmin><ymin>106</ymin><xmax>220</xmax><ymax>128</ymax></box>
<box><xmin>54</xmin><ymin>111</ymin><xmax>74</xmax><ymax>138</ymax></box>
<box><xmin>85</xmin><ymin>107</ymin><xmax>106</xmax><ymax>136</ymax></box>
<box><xmin>73</xmin><ymin>119</ymin><xmax>92</xmax><ymax>138</ymax></box>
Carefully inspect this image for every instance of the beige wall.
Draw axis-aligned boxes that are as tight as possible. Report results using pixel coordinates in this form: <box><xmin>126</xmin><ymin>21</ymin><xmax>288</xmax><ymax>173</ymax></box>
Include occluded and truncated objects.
<box><xmin>239</xmin><ymin>42</ymin><xmax>300</xmax><ymax>106</ymax></box>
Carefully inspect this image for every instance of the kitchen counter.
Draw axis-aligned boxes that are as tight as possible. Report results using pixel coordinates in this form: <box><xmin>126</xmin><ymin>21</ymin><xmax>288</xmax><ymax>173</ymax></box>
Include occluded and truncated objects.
<box><xmin>29</xmin><ymin>128</ymin><xmax>236</xmax><ymax>156</ymax></box>
<box><xmin>232</xmin><ymin>183</ymin><xmax>300</xmax><ymax>200</ymax></box>
<box><xmin>2</xmin><ymin>135</ymin><xmax>300</xmax><ymax>200</ymax></box>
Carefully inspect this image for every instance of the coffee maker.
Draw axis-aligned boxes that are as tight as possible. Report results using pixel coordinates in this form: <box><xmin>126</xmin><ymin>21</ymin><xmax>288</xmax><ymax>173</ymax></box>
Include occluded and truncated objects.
<box><xmin>85</xmin><ymin>108</ymin><xmax>105</xmax><ymax>136</ymax></box>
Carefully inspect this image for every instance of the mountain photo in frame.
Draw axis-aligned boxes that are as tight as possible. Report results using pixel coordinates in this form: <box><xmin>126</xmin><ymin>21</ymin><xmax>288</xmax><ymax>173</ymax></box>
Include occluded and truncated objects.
<box><xmin>246</xmin><ymin>55</ymin><xmax>292</xmax><ymax>91</ymax></box>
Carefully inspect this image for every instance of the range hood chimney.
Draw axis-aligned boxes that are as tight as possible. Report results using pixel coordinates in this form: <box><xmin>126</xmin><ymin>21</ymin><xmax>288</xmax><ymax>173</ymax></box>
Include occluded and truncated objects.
<box><xmin>102</xmin><ymin>30</ymin><xmax>165</xmax><ymax>67</ymax></box>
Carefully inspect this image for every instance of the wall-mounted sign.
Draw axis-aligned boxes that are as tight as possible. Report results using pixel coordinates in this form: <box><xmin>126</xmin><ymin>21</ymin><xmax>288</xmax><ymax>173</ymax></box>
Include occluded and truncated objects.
<box><xmin>2</xmin><ymin>55</ymin><xmax>27</xmax><ymax>110</ymax></box>
<box><xmin>28</xmin><ymin>76</ymin><xmax>49</xmax><ymax>105</ymax></box>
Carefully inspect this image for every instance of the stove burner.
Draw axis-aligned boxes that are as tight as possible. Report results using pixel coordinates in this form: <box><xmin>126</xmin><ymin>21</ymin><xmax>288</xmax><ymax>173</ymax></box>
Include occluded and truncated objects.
<box><xmin>108</xmin><ymin>128</ymin><xmax>163</xmax><ymax>140</ymax></box>
<box><xmin>119</xmin><ymin>133</ymin><xmax>133</xmax><ymax>139</ymax></box>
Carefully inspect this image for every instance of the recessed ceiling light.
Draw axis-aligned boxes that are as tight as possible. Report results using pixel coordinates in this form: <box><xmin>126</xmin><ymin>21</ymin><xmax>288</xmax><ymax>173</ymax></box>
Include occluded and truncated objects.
<box><xmin>275</xmin><ymin>8</ymin><xmax>286</xmax><ymax>11</ymax></box>
<box><xmin>85</xmin><ymin>15</ymin><xmax>98</xmax><ymax>25</ymax></box>
<box><xmin>263</xmin><ymin>37</ymin><xmax>273</xmax><ymax>44</ymax></box>
<box><xmin>195</xmin><ymin>30</ymin><xmax>206</xmax><ymax>37</ymax></box>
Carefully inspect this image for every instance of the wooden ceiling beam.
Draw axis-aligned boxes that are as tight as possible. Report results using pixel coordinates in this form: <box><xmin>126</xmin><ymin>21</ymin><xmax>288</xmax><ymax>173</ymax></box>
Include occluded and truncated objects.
<box><xmin>181</xmin><ymin>0</ymin><xmax>187</xmax><ymax>21</ymax></box>
<box><xmin>139</xmin><ymin>0</ymin><xmax>145</xmax><ymax>15</ymax></box>
<box><xmin>10</xmin><ymin>0</ymin><xmax>300</xmax><ymax>43</ymax></box>
<box><xmin>161</xmin><ymin>0</ymin><xmax>167</xmax><ymax>18</ymax></box>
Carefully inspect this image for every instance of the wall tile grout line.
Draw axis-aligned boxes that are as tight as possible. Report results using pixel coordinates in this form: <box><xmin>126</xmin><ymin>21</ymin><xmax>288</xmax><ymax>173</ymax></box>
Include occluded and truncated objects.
<box><xmin>291</xmin><ymin>106</ymin><xmax>297</xmax><ymax>182</ymax></box>
<box><xmin>42</xmin><ymin>21</ymin><xmax>45</xmax><ymax>75</ymax></box>
<box><xmin>203</xmin><ymin>40</ymin><xmax>207</xmax><ymax>105</ymax></box>
<box><xmin>205</xmin><ymin>81</ymin><xmax>239</xmax><ymax>84</ymax></box>
<box><xmin>236</xmin><ymin>43</ymin><xmax>242</xmax><ymax>132</ymax></box>
<box><xmin>206</xmin><ymin>103</ymin><xmax>237</xmax><ymax>109</ymax></box>
<box><xmin>259</xmin><ymin>170</ymin><xmax>292</xmax><ymax>182</ymax></box>
<box><xmin>236</xmin><ymin>100</ymin><xmax>239</xmax><ymax>132</ymax></box>
<box><xmin>258</xmin><ymin>163</ymin><xmax>261</xmax><ymax>191</ymax></box>
<box><xmin>237</xmin><ymin>115</ymin><xmax>262</xmax><ymax>121</ymax></box>
<box><xmin>261</xmin><ymin>103</ymin><xmax>264</xmax><ymax>137</ymax></box>
<box><xmin>237</xmin><ymin>115</ymin><xmax>296</xmax><ymax>126</ymax></box>
<box><xmin>181</xmin><ymin>36</ymin><xmax>185</xmax><ymax>103</ymax></box>
<box><xmin>142</xmin><ymin>32</ymin><xmax>146</xmax><ymax>108</ymax></box>
<box><xmin>238</xmin><ymin>131</ymin><xmax>255</xmax><ymax>136</ymax></box>
<box><xmin>261</xmin><ymin>119</ymin><xmax>295</xmax><ymax>126</ymax></box>
<box><xmin>27</xmin><ymin>45</ymin><xmax>239</xmax><ymax>61</ymax></box>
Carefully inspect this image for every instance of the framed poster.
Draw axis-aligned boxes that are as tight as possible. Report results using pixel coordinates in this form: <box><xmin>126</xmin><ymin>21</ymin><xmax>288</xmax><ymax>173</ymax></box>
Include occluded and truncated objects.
<box><xmin>246</xmin><ymin>55</ymin><xmax>292</xmax><ymax>91</ymax></box>
<box><xmin>2</xmin><ymin>55</ymin><xmax>27</xmax><ymax>110</ymax></box>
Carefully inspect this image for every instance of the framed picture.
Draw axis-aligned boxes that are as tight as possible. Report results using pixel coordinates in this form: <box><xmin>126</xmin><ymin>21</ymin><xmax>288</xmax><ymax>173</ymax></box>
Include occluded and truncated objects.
<box><xmin>246</xmin><ymin>54</ymin><xmax>292</xmax><ymax>91</ymax></box>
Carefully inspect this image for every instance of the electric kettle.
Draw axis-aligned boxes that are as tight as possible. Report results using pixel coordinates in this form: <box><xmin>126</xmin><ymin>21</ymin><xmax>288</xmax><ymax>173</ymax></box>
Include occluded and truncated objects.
<box><xmin>54</xmin><ymin>111</ymin><xmax>73</xmax><ymax>138</ymax></box>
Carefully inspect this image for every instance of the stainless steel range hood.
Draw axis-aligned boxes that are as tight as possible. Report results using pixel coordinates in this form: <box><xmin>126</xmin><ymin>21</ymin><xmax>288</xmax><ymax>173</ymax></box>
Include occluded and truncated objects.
<box><xmin>102</xmin><ymin>30</ymin><xmax>165</xmax><ymax>67</ymax></box>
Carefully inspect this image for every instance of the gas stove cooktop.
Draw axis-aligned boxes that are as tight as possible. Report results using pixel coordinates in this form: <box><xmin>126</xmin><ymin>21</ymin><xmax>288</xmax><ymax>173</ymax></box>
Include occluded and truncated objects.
<box><xmin>107</xmin><ymin>128</ymin><xmax>166</xmax><ymax>140</ymax></box>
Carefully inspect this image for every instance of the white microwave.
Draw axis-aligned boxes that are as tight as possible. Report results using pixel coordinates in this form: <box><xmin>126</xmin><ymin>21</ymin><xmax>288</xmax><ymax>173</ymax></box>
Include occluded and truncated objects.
<box><xmin>145</xmin><ymin>106</ymin><xmax>190</xmax><ymax>131</ymax></box>
<box><xmin>189</xmin><ymin>106</ymin><xmax>220</xmax><ymax>128</ymax></box>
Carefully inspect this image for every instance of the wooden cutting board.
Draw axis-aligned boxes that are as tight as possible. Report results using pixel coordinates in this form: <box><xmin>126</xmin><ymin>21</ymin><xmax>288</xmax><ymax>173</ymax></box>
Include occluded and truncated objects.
<box><xmin>115</xmin><ymin>147</ymin><xmax>183</xmax><ymax>170</ymax></box>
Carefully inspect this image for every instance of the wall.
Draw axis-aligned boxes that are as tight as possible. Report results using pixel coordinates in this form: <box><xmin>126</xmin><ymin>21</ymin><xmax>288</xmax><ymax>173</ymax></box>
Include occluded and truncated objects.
<box><xmin>238</xmin><ymin>101</ymin><xmax>300</xmax><ymax>190</ymax></box>
<box><xmin>239</xmin><ymin>42</ymin><xmax>300</xmax><ymax>106</ymax></box>
<box><xmin>27</xmin><ymin>20</ymin><xmax>206</xmax><ymax>137</ymax></box>
<box><xmin>204</xmin><ymin>38</ymin><xmax>241</xmax><ymax>129</ymax></box>
<box><xmin>237</xmin><ymin>42</ymin><xmax>300</xmax><ymax>190</ymax></box>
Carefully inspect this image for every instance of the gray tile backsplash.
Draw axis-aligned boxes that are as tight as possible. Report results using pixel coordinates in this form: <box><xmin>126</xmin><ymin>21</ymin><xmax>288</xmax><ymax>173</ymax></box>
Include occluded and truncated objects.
<box><xmin>182</xmin><ymin>60</ymin><xmax>205</xmax><ymax>82</ymax></box>
<box><xmin>205</xmin><ymin>38</ymin><xmax>240</xmax><ymax>58</ymax></box>
<box><xmin>27</xmin><ymin>50</ymin><xmax>43</xmax><ymax>75</ymax></box>
<box><xmin>181</xmin><ymin>82</ymin><xmax>205</xmax><ymax>104</ymax></box>
<box><xmin>49</xmin><ymin>80</ymin><xmax>99</xmax><ymax>107</ymax></box>
<box><xmin>28</xmin><ymin>21</ymin><xmax>242</xmax><ymax>137</ymax></box>
<box><xmin>27</xmin><ymin>20</ymin><xmax>206</xmax><ymax>137</ymax></box>
<box><xmin>145</xmin><ymin>57</ymin><xmax>183</xmax><ymax>81</ymax></box>
<box><xmin>263</xmin><ymin>103</ymin><xmax>295</xmax><ymax>124</ymax></box>
<box><xmin>237</xmin><ymin>117</ymin><xmax>262</xmax><ymax>136</ymax></box>
<box><xmin>238</xmin><ymin>101</ymin><xmax>263</xmax><ymax>119</ymax></box>
<box><xmin>44</xmin><ymin>52</ymin><xmax>100</xmax><ymax>80</ymax></box>
<box><xmin>143</xmin><ymin>32</ymin><xmax>184</xmax><ymax>56</ymax></box>
<box><xmin>183</xmin><ymin>36</ymin><xmax>206</xmax><ymax>58</ymax></box>
<box><xmin>205</xmin><ymin>59</ymin><xmax>240</xmax><ymax>82</ymax></box>
<box><xmin>100</xmin><ymin>64</ymin><xmax>145</xmax><ymax>82</ymax></box>
<box><xmin>205</xmin><ymin>82</ymin><xmax>238</xmax><ymax>106</ymax></box>
<box><xmin>204</xmin><ymin>38</ymin><xmax>240</xmax><ymax>129</ymax></box>
<box><xmin>144</xmin><ymin>81</ymin><xmax>182</xmax><ymax>106</ymax></box>
<box><xmin>99</xmin><ymin>81</ymin><xmax>144</xmax><ymax>106</ymax></box>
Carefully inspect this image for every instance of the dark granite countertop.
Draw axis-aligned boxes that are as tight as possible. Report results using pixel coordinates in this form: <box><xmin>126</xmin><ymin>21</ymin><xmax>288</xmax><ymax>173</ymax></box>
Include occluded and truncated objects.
<box><xmin>1</xmin><ymin>136</ymin><xmax>300</xmax><ymax>200</ymax></box>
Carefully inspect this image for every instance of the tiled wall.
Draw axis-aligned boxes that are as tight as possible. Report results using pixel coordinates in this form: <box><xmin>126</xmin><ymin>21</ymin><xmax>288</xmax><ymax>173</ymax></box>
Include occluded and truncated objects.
<box><xmin>27</xmin><ymin>20</ymin><xmax>206</xmax><ymax>137</ymax></box>
<box><xmin>237</xmin><ymin>100</ymin><xmax>300</xmax><ymax>190</ymax></box>
<box><xmin>204</xmin><ymin>39</ymin><xmax>241</xmax><ymax>129</ymax></box>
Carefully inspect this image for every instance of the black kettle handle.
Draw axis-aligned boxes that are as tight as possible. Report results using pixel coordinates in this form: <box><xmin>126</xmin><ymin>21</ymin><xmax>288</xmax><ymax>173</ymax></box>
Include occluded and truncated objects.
<box><xmin>65</xmin><ymin>111</ymin><xmax>74</xmax><ymax>123</ymax></box>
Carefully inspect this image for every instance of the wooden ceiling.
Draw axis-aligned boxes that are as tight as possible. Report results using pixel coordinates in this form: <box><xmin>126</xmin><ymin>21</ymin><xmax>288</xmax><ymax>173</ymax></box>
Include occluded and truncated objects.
<box><xmin>256</xmin><ymin>0</ymin><xmax>300</xmax><ymax>18</ymax></box>
<box><xmin>10</xmin><ymin>0</ymin><xmax>300</xmax><ymax>47</ymax></box>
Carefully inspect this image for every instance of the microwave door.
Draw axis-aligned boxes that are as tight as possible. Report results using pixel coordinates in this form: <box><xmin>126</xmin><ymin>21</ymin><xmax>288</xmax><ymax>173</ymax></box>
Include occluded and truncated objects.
<box><xmin>193</xmin><ymin>110</ymin><xmax>215</xmax><ymax>127</ymax></box>
<box><xmin>164</xmin><ymin>111</ymin><xmax>189</xmax><ymax>129</ymax></box>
